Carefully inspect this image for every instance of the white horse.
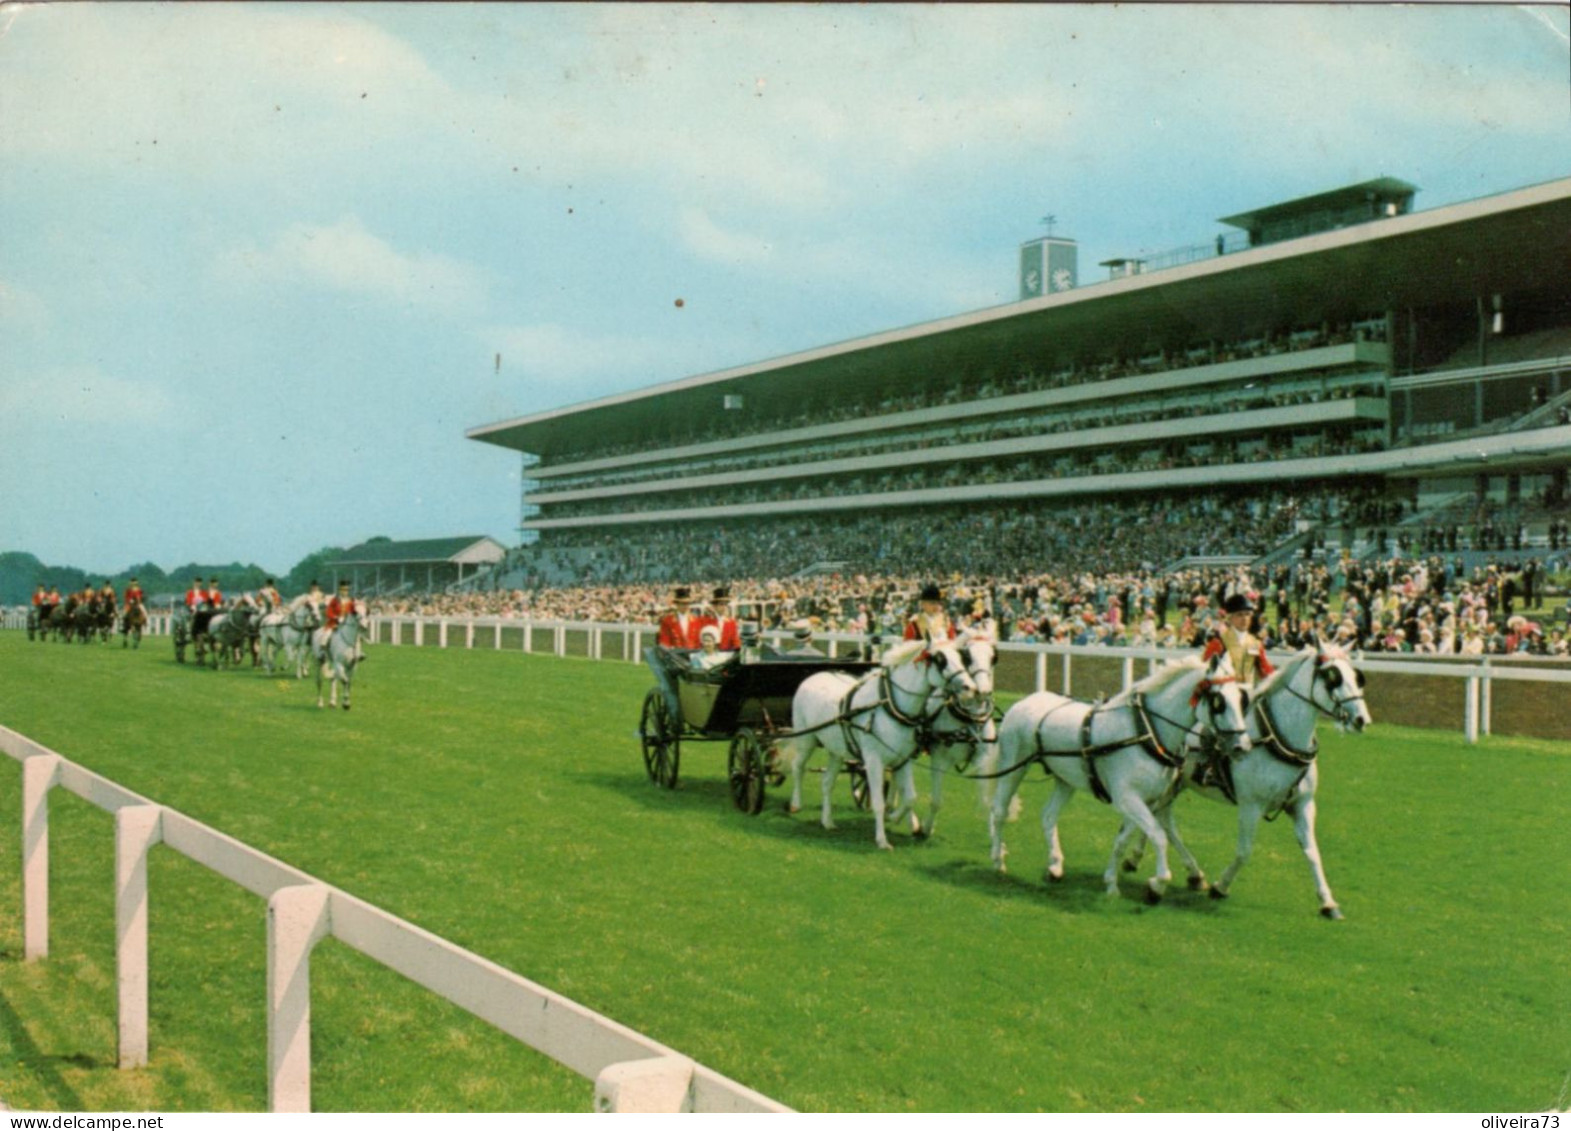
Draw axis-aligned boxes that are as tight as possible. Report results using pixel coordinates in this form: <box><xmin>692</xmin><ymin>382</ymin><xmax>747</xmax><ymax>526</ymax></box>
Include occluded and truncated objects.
<box><xmin>1120</xmin><ymin>645</ymin><xmax>1372</xmax><ymax>918</ymax></box>
<box><xmin>783</xmin><ymin>636</ymin><xmax>979</xmax><ymax>850</ymax></box>
<box><xmin>262</xmin><ymin>599</ymin><xmax>321</xmax><ymax>678</ymax></box>
<box><xmin>986</xmin><ymin>651</ymin><xmax>1251</xmax><ymax>903</ymax></box>
<box><xmin>911</xmin><ymin>630</ymin><xmax>998</xmax><ymax>839</ymax></box>
<box><xmin>313</xmin><ymin>604</ymin><xmax>366</xmax><ymax>710</ymax></box>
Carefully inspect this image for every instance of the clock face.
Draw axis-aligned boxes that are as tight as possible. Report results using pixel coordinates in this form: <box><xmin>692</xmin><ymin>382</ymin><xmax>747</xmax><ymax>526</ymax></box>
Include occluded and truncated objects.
<box><xmin>1024</xmin><ymin>268</ymin><xmax>1041</xmax><ymax>294</ymax></box>
<box><xmin>1051</xmin><ymin>267</ymin><xmax>1074</xmax><ymax>292</ymax></box>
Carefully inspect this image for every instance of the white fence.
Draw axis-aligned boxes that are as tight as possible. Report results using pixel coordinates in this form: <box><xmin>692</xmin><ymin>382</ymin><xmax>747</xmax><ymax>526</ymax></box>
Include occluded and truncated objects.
<box><xmin>363</xmin><ymin>615</ymin><xmax>1570</xmax><ymax>745</ymax></box>
<box><xmin>0</xmin><ymin>725</ymin><xmax>789</xmax><ymax>1113</ymax></box>
<box><xmin>8</xmin><ymin>611</ymin><xmax>1569</xmax><ymax>743</ymax></box>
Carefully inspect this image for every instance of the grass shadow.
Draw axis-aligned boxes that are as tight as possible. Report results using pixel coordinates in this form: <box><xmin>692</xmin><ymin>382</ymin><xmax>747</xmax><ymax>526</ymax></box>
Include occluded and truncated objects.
<box><xmin>0</xmin><ymin>983</ymin><xmax>93</xmax><ymax>1111</ymax></box>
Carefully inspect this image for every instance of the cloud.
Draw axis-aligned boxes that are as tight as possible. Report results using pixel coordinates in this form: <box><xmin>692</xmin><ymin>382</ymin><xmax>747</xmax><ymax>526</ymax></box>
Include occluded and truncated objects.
<box><xmin>0</xmin><ymin>279</ymin><xmax>49</xmax><ymax>334</ymax></box>
<box><xmin>0</xmin><ymin>367</ymin><xmax>175</xmax><ymax>427</ymax></box>
<box><xmin>678</xmin><ymin>208</ymin><xmax>776</xmax><ymax>267</ymax></box>
<box><xmin>486</xmin><ymin>323</ymin><xmax>661</xmax><ymax>385</ymax></box>
<box><xmin>215</xmin><ymin>216</ymin><xmax>488</xmax><ymax>314</ymax></box>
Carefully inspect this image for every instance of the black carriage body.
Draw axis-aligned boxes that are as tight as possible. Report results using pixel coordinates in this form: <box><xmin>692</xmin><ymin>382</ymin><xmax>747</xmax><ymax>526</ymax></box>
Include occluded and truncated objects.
<box><xmin>640</xmin><ymin>649</ymin><xmax>879</xmax><ymax>808</ymax></box>
<box><xmin>676</xmin><ymin>656</ymin><xmax>878</xmax><ymax>738</ymax></box>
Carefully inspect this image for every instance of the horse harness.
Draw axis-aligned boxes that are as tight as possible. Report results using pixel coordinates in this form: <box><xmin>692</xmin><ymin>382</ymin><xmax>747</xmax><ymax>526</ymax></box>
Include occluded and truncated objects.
<box><xmin>1027</xmin><ymin>694</ymin><xmax>1187</xmax><ymax>805</ymax></box>
<box><xmin>833</xmin><ymin>663</ymin><xmax>959</xmax><ymax>774</ymax></box>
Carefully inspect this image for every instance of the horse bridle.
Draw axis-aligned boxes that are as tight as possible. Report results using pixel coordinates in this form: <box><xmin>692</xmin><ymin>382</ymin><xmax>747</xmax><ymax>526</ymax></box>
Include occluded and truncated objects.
<box><xmin>1281</xmin><ymin>655</ymin><xmax>1367</xmax><ymax>727</ymax></box>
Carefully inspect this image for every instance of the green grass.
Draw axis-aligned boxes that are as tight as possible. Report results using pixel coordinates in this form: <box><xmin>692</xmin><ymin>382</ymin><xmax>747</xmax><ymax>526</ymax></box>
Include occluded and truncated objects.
<box><xmin>0</xmin><ymin>631</ymin><xmax>1567</xmax><ymax>1112</ymax></box>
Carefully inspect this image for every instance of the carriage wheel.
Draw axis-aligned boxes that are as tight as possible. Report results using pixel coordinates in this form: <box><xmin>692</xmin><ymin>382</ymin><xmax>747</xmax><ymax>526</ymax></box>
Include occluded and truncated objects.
<box><xmin>640</xmin><ymin>690</ymin><xmax>682</xmax><ymax>789</ymax></box>
<box><xmin>728</xmin><ymin>728</ymin><xmax>767</xmax><ymax>815</ymax></box>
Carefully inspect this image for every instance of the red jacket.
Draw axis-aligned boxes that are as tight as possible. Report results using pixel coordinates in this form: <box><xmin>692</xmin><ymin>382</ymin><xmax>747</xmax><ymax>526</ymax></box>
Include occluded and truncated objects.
<box><xmin>124</xmin><ymin>586</ymin><xmax>144</xmax><ymax>605</ymax></box>
<box><xmin>186</xmin><ymin>587</ymin><xmax>205</xmax><ymax>609</ymax></box>
<box><xmin>658</xmin><ymin>612</ymin><xmax>702</xmax><ymax>649</ymax></box>
<box><xmin>699</xmin><ymin>614</ymin><xmax>742</xmax><ymax>650</ymax></box>
<box><xmin>325</xmin><ymin>596</ymin><xmax>356</xmax><ymax>629</ymax></box>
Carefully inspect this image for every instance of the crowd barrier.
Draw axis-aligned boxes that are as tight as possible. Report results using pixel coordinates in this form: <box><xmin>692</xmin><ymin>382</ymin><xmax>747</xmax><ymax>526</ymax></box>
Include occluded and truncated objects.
<box><xmin>6</xmin><ymin>610</ymin><xmax>1568</xmax><ymax>742</ymax></box>
<box><xmin>0</xmin><ymin>726</ymin><xmax>789</xmax><ymax>1113</ymax></box>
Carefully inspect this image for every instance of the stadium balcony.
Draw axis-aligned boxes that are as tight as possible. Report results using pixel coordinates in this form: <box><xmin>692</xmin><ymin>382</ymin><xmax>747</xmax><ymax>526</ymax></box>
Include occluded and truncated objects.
<box><xmin>528</xmin><ymin>338</ymin><xmax>1392</xmax><ymax>483</ymax></box>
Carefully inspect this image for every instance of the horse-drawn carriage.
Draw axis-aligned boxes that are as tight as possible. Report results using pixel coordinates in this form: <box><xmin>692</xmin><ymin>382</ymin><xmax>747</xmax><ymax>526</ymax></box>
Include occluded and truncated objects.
<box><xmin>639</xmin><ymin>648</ymin><xmax>880</xmax><ymax>814</ymax></box>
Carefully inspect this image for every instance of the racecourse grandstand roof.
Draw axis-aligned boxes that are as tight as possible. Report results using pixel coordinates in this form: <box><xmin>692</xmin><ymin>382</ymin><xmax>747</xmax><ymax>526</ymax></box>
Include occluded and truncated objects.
<box><xmin>468</xmin><ymin>175</ymin><xmax>1571</xmax><ymax>462</ymax></box>
<box><xmin>329</xmin><ymin>536</ymin><xmax>506</xmax><ymax>568</ymax></box>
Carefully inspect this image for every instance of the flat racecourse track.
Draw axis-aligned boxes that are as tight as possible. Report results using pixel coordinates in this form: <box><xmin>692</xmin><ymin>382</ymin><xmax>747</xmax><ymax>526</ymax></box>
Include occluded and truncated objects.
<box><xmin>0</xmin><ymin>631</ymin><xmax>1566</xmax><ymax>1112</ymax></box>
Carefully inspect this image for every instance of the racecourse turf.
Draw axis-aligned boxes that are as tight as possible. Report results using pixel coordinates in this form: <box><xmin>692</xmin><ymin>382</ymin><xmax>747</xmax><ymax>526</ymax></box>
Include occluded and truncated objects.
<box><xmin>0</xmin><ymin>631</ymin><xmax>1566</xmax><ymax>1113</ymax></box>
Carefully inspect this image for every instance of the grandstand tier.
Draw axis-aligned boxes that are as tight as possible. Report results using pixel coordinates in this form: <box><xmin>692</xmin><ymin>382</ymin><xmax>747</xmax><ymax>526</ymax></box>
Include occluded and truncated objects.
<box><xmin>469</xmin><ymin>175</ymin><xmax>1571</xmax><ymax>581</ymax></box>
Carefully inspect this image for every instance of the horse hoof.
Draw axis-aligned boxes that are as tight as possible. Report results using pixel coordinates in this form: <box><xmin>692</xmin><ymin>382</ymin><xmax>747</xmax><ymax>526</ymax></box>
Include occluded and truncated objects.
<box><xmin>1045</xmin><ymin>870</ymin><xmax>1064</xmax><ymax>884</ymax></box>
<box><xmin>1320</xmin><ymin>906</ymin><xmax>1344</xmax><ymax>921</ymax></box>
<box><xmin>1143</xmin><ymin>885</ymin><xmax>1164</xmax><ymax>906</ymax></box>
<box><xmin>1188</xmin><ymin>875</ymin><xmax>1210</xmax><ymax>892</ymax></box>
<box><xmin>1209</xmin><ymin>886</ymin><xmax>1229</xmax><ymax>901</ymax></box>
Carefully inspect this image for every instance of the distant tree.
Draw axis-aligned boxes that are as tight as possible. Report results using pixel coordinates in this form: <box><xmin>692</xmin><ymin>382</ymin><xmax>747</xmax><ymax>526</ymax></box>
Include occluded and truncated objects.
<box><xmin>0</xmin><ymin>552</ymin><xmax>88</xmax><ymax>604</ymax></box>
<box><xmin>284</xmin><ymin>546</ymin><xmax>345</xmax><ymax>596</ymax></box>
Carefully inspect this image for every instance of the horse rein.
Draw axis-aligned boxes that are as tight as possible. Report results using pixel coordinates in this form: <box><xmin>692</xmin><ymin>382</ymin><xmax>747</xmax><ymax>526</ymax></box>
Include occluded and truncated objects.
<box><xmin>1278</xmin><ymin>657</ymin><xmax>1366</xmax><ymax>728</ymax></box>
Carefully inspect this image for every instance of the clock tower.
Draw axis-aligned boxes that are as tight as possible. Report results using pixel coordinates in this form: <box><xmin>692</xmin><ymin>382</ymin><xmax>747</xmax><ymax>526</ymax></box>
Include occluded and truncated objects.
<box><xmin>1019</xmin><ymin>235</ymin><xmax>1077</xmax><ymax>301</ymax></box>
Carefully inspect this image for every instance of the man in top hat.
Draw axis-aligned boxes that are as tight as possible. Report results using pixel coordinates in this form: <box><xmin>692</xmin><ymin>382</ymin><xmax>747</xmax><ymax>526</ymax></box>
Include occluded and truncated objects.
<box><xmin>185</xmin><ymin>577</ymin><xmax>206</xmax><ymax>612</ymax></box>
<box><xmin>205</xmin><ymin>576</ymin><xmax>225</xmax><ymax>609</ymax></box>
<box><xmin>258</xmin><ymin>578</ymin><xmax>282</xmax><ymax>613</ymax></box>
<box><xmin>658</xmin><ymin>586</ymin><xmax>703</xmax><ymax>649</ymax></box>
<box><xmin>700</xmin><ymin>587</ymin><xmax>742</xmax><ymax>651</ymax></box>
<box><xmin>1193</xmin><ymin>591</ymin><xmax>1273</xmax><ymax>787</ymax></box>
<box><xmin>904</xmin><ymin>583</ymin><xmax>955</xmax><ymax>644</ymax></box>
<box><xmin>122</xmin><ymin>576</ymin><xmax>145</xmax><ymax>608</ymax></box>
<box><xmin>1202</xmin><ymin>592</ymin><xmax>1275</xmax><ymax>686</ymax></box>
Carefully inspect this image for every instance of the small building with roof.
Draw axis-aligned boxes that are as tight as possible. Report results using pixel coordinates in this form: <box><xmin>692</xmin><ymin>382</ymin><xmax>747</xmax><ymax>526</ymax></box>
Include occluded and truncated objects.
<box><xmin>326</xmin><ymin>536</ymin><xmax>507</xmax><ymax>595</ymax></box>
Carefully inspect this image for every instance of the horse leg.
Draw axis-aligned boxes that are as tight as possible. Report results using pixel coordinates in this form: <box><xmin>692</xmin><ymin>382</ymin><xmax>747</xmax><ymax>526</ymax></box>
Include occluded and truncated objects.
<box><xmin>316</xmin><ymin>657</ymin><xmax>327</xmax><ymax>708</ymax></box>
<box><xmin>862</xmin><ymin>753</ymin><xmax>894</xmax><ymax>850</ymax></box>
<box><xmin>1121</xmin><ymin>830</ymin><xmax>1148</xmax><ymax>874</ymax></box>
<box><xmin>925</xmin><ymin>757</ymin><xmax>944</xmax><ymax>840</ymax></box>
<box><xmin>819</xmin><ymin>749</ymin><xmax>842</xmax><ymax>832</ymax></box>
<box><xmin>888</xmin><ymin>759</ymin><xmax>921</xmax><ymax>838</ymax></box>
<box><xmin>340</xmin><ymin>666</ymin><xmax>352</xmax><ymax>710</ymax></box>
<box><xmin>784</xmin><ymin>737</ymin><xmax>809</xmax><ymax>814</ymax></box>
<box><xmin>1289</xmin><ymin>787</ymin><xmax>1341</xmax><ymax>919</ymax></box>
<box><xmin>1039</xmin><ymin>779</ymin><xmax>1074</xmax><ymax>884</ymax></box>
<box><xmin>1211</xmin><ymin>801</ymin><xmax>1266</xmax><ymax>901</ymax></box>
<box><xmin>1107</xmin><ymin>796</ymin><xmax>1169</xmax><ymax>902</ymax></box>
<box><xmin>987</xmin><ymin>758</ymin><xmax>1031</xmax><ymax>874</ymax></box>
<box><xmin>1155</xmin><ymin>803</ymin><xmax>1208</xmax><ymax>892</ymax></box>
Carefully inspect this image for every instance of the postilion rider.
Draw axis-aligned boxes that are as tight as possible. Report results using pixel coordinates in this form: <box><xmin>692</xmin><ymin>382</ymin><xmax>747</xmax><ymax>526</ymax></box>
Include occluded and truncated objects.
<box><xmin>904</xmin><ymin>583</ymin><xmax>956</xmax><ymax>648</ymax></box>
<box><xmin>1193</xmin><ymin>592</ymin><xmax>1273</xmax><ymax>786</ymax></box>
<box><xmin>314</xmin><ymin>580</ymin><xmax>367</xmax><ymax>662</ymax></box>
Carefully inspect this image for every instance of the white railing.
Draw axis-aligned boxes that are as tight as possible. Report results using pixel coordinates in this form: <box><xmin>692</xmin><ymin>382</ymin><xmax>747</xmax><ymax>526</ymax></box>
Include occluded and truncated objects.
<box><xmin>363</xmin><ymin>615</ymin><xmax>1571</xmax><ymax>744</ymax></box>
<box><xmin>0</xmin><ymin>725</ymin><xmax>789</xmax><ymax>1114</ymax></box>
<box><xmin>9</xmin><ymin>612</ymin><xmax>1568</xmax><ymax>743</ymax></box>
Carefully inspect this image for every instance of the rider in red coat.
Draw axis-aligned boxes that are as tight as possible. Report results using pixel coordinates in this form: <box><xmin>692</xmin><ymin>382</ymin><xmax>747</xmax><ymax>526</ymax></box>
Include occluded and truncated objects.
<box><xmin>904</xmin><ymin>583</ymin><xmax>956</xmax><ymax>647</ymax></box>
<box><xmin>123</xmin><ymin>578</ymin><xmax>145</xmax><ymax>606</ymax></box>
<box><xmin>658</xmin><ymin>586</ymin><xmax>703</xmax><ymax>649</ymax></box>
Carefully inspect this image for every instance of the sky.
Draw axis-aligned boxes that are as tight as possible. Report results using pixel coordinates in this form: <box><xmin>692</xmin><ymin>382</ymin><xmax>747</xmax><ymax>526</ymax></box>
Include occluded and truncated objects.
<box><xmin>2</xmin><ymin>2</ymin><xmax>1569</xmax><ymax>578</ymax></box>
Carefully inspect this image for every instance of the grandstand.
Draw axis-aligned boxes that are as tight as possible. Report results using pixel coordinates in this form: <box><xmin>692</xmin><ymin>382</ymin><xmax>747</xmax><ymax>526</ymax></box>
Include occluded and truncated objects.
<box><xmin>468</xmin><ymin>176</ymin><xmax>1571</xmax><ymax>585</ymax></box>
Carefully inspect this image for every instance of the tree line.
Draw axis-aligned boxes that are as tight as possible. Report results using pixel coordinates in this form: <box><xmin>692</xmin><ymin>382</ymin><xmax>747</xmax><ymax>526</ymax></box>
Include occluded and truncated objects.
<box><xmin>0</xmin><ymin>543</ymin><xmax>385</xmax><ymax>606</ymax></box>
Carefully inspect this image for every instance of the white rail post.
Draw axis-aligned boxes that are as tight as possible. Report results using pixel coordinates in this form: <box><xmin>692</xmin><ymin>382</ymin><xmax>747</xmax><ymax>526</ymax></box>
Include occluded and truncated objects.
<box><xmin>555</xmin><ymin>625</ymin><xmax>565</xmax><ymax>656</ymax></box>
<box><xmin>465</xmin><ymin>621</ymin><xmax>475</xmax><ymax>649</ymax></box>
<box><xmin>523</xmin><ymin>624</ymin><xmax>532</xmax><ymax>652</ymax></box>
<box><xmin>1035</xmin><ymin>652</ymin><xmax>1047</xmax><ymax>693</ymax></box>
<box><xmin>439</xmin><ymin>620</ymin><xmax>448</xmax><ymax>648</ymax></box>
<box><xmin>392</xmin><ymin>618</ymin><xmax>401</xmax><ymax>646</ymax></box>
<box><xmin>595</xmin><ymin>1055</ymin><xmax>696</xmax><ymax>1113</ymax></box>
<box><xmin>1480</xmin><ymin>657</ymin><xmax>1493</xmax><ymax>736</ymax></box>
<box><xmin>415</xmin><ymin>619</ymin><xmax>424</xmax><ymax>646</ymax></box>
<box><xmin>267</xmin><ymin>884</ymin><xmax>332</xmax><ymax>1114</ymax></box>
<box><xmin>1464</xmin><ymin>675</ymin><xmax>1480</xmax><ymax>744</ymax></box>
<box><xmin>1121</xmin><ymin>656</ymin><xmax>1134</xmax><ymax>691</ymax></box>
<box><xmin>1062</xmin><ymin>654</ymin><xmax>1073</xmax><ymax>696</ymax></box>
<box><xmin>116</xmin><ymin>805</ymin><xmax>163</xmax><ymax>1068</ymax></box>
<box><xmin>22</xmin><ymin>753</ymin><xmax>61</xmax><ymax>961</ymax></box>
<box><xmin>495</xmin><ymin>623</ymin><xmax>502</xmax><ymax>651</ymax></box>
